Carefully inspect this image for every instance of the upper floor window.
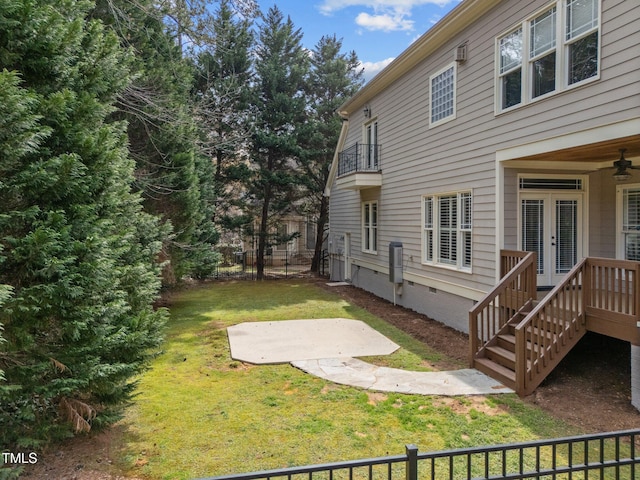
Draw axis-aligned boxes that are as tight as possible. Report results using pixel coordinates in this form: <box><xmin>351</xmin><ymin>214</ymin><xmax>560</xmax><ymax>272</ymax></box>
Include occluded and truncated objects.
<box><xmin>566</xmin><ymin>0</ymin><xmax>599</xmax><ymax>85</ymax></box>
<box><xmin>499</xmin><ymin>28</ymin><xmax>523</xmax><ymax>109</ymax></box>
<box><xmin>496</xmin><ymin>0</ymin><xmax>599</xmax><ymax>113</ymax></box>
<box><xmin>430</xmin><ymin>63</ymin><xmax>456</xmax><ymax>127</ymax></box>
<box><xmin>530</xmin><ymin>7</ymin><xmax>557</xmax><ymax>98</ymax></box>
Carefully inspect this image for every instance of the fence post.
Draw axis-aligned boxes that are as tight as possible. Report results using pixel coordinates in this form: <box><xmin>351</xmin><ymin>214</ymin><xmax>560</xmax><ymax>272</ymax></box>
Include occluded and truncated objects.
<box><xmin>405</xmin><ymin>444</ymin><xmax>418</xmax><ymax>480</ymax></box>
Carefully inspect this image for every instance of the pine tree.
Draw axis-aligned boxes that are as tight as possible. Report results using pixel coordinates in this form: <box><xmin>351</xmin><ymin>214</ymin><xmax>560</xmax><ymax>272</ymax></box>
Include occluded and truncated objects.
<box><xmin>248</xmin><ymin>6</ymin><xmax>310</xmax><ymax>279</ymax></box>
<box><xmin>93</xmin><ymin>0</ymin><xmax>220</xmax><ymax>282</ymax></box>
<box><xmin>300</xmin><ymin>35</ymin><xmax>363</xmax><ymax>272</ymax></box>
<box><xmin>0</xmin><ymin>0</ymin><xmax>167</xmax><ymax>447</ymax></box>
<box><xmin>193</xmin><ymin>0</ymin><xmax>254</xmax><ymax>242</ymax></box>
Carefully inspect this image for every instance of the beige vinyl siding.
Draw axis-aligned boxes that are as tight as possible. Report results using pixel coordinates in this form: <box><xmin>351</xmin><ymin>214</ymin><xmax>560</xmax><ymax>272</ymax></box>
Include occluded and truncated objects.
<box><xmin>587</xmin><ymin>170</ymin><xmax>617</xmax><ymax>258</ymax></box>
<box><xmin>329</xmin><ymin>0</ymin><xmax>639</xmax><ymax>296</ymax></box>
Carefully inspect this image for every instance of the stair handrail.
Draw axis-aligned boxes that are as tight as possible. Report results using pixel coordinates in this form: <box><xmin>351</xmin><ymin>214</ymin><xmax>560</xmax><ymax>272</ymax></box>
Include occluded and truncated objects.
<box><xmin>513</xmin><ymin>258</ymin><xmax>587</xmax><ymax>396</ymax></box>
<box><xmin>469</xmin><ymin>251</ymin><xmax>537</xmax><ymax>364</ymax></box>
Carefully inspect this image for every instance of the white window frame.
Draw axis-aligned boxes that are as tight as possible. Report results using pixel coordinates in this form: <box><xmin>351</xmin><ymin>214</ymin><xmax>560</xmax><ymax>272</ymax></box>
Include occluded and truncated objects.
<box><xmin>429</xmin><ymin>63</ymin><xmax>457</xmax><ymax>128</ymax></box>
<box><xmin>362</xmin><ymin>200</ymin><xmax>378</xmax><ymax>254</ymax></box>
<box><xmin>498</xmin><ymin>26</ymin><xmax>523</xmax><ymax>110</ymax></box>
<box><xmin>495</xmin><ymin>0</ymin><xmax>600</xmax><ymax>114</ymax></box>
<box><xmin>529</xmin><ymin>6</ymin><xmax>558</xmax><ymax>100</ymax></box>
<box><xmin>616</xmin><ymin>184</ymin><xmax>640</xmax><ymax>261</ymax></box>
<box><xmin>362</xmin><ymin>118</ymin><xmax>379</xmax><ymax>170</ymax></box>
<box><xmin>565</xmin><ymin>0</ymin><xmax>600</xmax><ymax>87</ymax></box>
<box><xmin>422</xmin><ymin>191</ymin><xmax>472</xmax><ymax>271</ymax></box>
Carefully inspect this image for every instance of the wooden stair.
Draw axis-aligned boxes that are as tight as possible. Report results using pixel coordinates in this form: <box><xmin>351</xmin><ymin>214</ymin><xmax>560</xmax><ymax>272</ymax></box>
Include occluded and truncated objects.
<box><xmin>472</xmin><ymin>251</ymin><xmax>640</xmax><ymax>397</ymax></box>
<box><xmin>475</xmin><ymin>296</ymin><xmax>588</xmax><ymax>394</ymax></box>
<box><xmin>473</xmin><ymin>302</ymin><xmax>532</xmax><ymax>391</ymax></box>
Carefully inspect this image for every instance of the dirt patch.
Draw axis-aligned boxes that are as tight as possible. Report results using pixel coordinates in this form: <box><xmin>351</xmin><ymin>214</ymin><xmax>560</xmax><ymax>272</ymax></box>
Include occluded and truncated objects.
<box><xmin>18</xmin><ymin>277</ymin><xmax>640</xmax><ymax>479</ymax></box>
<box><xmin>366</xmin><ymin>391</ymin><xmax>388</xmax><ymax>405</ymax></box>
<box><xmin>434</xmin><ymin>397</ymin><xmax>506</xmax><ymax>417</ymax></box>
<box><xmin>20</xmin><ymin>425</ymin><xmax>140</xmax><ymax>480</ymax></box>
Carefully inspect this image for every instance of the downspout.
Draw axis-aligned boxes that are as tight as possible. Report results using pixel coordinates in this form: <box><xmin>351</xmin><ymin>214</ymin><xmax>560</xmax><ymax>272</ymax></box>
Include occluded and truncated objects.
<box><xmin>324</xmin><ymin>117</ymin><xmax>350</xmax><ymax>198</ymax></box>
<box><xmin>324</xmin><ymin>117</ymin><xmax>350</xmax><ymax>282</ymax></box>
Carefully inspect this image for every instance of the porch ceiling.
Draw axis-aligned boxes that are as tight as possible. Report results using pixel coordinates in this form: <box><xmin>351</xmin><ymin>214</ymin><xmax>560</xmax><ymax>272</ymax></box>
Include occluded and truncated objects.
<box><xmin>501</xmin><ymin>134</ymin><xmax>640</xmax><ymax>170</ymax></box>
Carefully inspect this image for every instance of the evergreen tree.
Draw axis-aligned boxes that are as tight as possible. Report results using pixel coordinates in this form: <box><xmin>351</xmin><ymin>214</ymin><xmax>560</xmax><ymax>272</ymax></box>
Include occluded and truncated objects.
<box><xmin>93</xmin><ymin>0</ymin><xmax>220</xmax><ymax>282</ymax></box>
<box><xmin>300</xmin><ymin>35</ymin><xmax>363</xmax><ymax>272</ymax></box>
<box><xmin>0</xmin><ymin>0</ymin><xmax>167</xmax><ymax>447</ymax></box>
<box><xmin>193</xmin><ymin>0</ymin><xmax>254</xmax><ymax>242</ymax></box>
<box><xmin>248</xmin><ymin>6</ymin><xmax>310</xmax><ymax>279</ymax></box>
<box><xmin>158</xmin><ymin>0</ymin><xmax>257</xmax><ymax>52</ymax></box>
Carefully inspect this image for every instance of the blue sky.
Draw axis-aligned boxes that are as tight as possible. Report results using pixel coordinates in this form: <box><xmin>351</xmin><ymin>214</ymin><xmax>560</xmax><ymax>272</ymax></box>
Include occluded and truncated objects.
<box><xmin>256</xmin><ymin>0</ymin><xmax>461</xmax><ymax>82</ymax></box>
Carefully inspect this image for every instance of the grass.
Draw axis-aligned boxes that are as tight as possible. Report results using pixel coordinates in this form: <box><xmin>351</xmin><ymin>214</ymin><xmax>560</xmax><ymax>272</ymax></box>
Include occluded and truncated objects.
<box><xmin>113</xmin><ymin>279</ymin><xmax>581</xmax><ymax>480</ymax></box>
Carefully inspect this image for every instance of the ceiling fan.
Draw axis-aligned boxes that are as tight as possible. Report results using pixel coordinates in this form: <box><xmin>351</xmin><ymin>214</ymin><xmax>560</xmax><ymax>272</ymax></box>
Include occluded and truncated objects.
<box><xmin>611</xmin><ymin>148</ymin><xmax>638</xmax><ymax>181</ymax></box>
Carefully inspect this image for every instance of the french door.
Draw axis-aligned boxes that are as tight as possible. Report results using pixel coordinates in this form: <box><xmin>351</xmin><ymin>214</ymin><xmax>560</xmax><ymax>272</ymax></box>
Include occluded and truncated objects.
<box><xmin>365</xmin><ymin>121</ymin><xmax>378</xmax><ymax>170</ymax></box>
<box><xmin>520</xmin><ymin>193</ymin><xmax>583</xmax><ymax>286</ymax></box>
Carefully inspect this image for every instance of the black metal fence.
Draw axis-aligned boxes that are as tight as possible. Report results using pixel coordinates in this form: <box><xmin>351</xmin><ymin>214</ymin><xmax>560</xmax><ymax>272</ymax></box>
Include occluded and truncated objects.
<box><xmin>213</xmin><ymin>249</ymin><xmax>328</xmax><ymax>280</ymax></box>
<box><xmin>197</xmin><ymin>429</ymin><xmax>640</xmax><ymax>480</ymax></box>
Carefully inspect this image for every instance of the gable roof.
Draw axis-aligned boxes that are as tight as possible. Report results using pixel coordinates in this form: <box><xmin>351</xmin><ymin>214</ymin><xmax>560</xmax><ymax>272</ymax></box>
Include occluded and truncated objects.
<box><xmin>325</xmin><ymin>0</ymin><xmax>502</xmax><ymax>196</ymax></box>
<box><xmin>338</xmin><ymin>0</ymin><xmax>503</xmax><ymax>117</ymax></box>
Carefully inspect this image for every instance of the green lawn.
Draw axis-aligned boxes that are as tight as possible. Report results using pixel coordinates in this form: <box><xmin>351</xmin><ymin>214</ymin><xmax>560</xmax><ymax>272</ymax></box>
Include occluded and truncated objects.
<box><xmin>114</xmin><ymin>280</ymin><xmax>579</xmax><ymax>480</ymax></box>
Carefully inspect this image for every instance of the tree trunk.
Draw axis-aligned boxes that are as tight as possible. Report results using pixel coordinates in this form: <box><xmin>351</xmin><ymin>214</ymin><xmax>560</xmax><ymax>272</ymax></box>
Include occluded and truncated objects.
<box><xmin>256</xmin><ymin>183</ymin><xmax>271</xmax><ymax>280</ymax></box>
<box><xmin>310</xmin><ymin>195</ymin><xmax>329</xmax><ymax>273</ymax></box>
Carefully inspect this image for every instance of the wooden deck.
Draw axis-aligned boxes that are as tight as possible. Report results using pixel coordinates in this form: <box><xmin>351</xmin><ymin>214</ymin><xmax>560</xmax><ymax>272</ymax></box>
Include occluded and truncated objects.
<box><xmin>470</xmin><ymin>251</ymin><xmax>640</xmax><ymax>396</ymax></box>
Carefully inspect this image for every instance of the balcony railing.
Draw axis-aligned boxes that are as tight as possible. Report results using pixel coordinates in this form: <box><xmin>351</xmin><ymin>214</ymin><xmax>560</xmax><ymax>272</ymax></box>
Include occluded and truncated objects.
<box><xmin>338</xmin><ymin>143</ymin><xmax>380</xmax><ymax>177</ymax></box>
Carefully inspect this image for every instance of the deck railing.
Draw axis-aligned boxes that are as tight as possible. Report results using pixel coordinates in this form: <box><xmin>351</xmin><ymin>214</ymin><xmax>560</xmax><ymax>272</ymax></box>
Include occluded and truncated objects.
<box><xmin>584</xmin><ymin>257</ymin><xmax>640</xmax><ymax>343</ymax></box>
<box><xmin>199</xmin><ymin>430</ymin><xmax>640</xmax><ymax>480</ymax></box>
<box><xmin>515</xmin><ymin>256</ymin><xmax>640</xmax><ymax>395</ymax></box>
<box><xmin>500</xmin><ymin>249</ymin><xmax>534</xmax><ymax>278</ymax></box>
<box><xmin>469</xmin><ymin>250</ymin><xmax>537</xmax><ymax>361</ymax></box>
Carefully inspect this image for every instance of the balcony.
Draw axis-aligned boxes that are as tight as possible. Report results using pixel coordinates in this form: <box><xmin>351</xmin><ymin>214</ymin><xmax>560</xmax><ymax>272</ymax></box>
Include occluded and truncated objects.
<box><xmin>336</xmin><ymin>143</ymin><xmax>382</xmax><ymax>190</ymax></box>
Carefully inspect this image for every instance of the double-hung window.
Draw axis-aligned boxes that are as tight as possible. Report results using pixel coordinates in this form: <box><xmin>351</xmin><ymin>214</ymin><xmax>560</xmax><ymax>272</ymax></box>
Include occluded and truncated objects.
<box><xmin>499</xmin><ymin>28</ymin><xmax>523</xmax><ymax>109</ymax></box>
<box><xmin>497</xmin><ymin>0</ymin><xmax>599</xmax><ymax>112</ymax></box>
<box><xmin>362</xmin><ymin>201</ymin><xmax>378</xmax><ymax>254</ymax></box>
<box><xmin>429</xmin><ymin>63</ymin><xmax>456</xmax><ymax>127</ymax></box>
<box><xmin>423</xmin><ymin>192</ymin><xmax>472</xmax><ymax>270</ymax></box>
<box><xmin>566</xmin><ymin>0</ymin><xmax>599</xmax><ymax>85</ymax></box>
<box><xmin>530</xmin><ymin>7</ymin><xmax>557</xmax><ymax>98</ymax></box>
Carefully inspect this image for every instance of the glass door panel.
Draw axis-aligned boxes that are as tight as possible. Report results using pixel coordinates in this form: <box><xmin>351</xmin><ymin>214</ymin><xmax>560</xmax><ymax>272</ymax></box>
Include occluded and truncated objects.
<box><xmin>521</xmin><ymin>199</ymin><xmax>545</xmax><ymax>275</ymax></box>
<box><xmin>554</xmin><ymin>199</ymin><xmax>578</xmax><ymax>275</ymax></box>
<box><xmin>520</xmin><ymin>193</ymin><xmax>582</xmax><ymax>286</ymax></box>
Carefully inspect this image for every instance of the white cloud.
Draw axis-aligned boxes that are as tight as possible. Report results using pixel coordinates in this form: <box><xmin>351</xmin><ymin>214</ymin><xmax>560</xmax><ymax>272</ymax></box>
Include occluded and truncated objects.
<box><xmin>318</xmin><ymin>0</ymin><xmax>456</xmax><ymax>33</ymax></box>
<box><xmin>359</xmin><ymin>57</ymin><xmax>395</xmax><ymax>82</ymax></box>
<box><xmin>318</xmin><ymin>0</ymin><xmax>453</xmax><ymax>16</ymax></box>
<box><xmin>355</xmin><ymin>12</ymin><xmax>414</xmax><ymax>32</ymax></box>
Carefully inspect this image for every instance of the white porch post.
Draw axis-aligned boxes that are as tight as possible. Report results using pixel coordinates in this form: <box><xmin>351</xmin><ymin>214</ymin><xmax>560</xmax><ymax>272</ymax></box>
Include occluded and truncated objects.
<box><xmin>632</xmin><ymin>344</ymin><xmax>640</xmax><ymax>412</ymax></box>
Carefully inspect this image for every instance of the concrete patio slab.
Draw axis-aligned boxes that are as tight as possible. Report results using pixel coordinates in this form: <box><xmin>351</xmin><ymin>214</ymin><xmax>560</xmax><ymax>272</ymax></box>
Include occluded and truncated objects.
<box><xmin>227</xmin><ymin>318</ymin><xmax>512</xmax><ymax>395</ymax></box>
<box><xmin>227</xmin><ymin>318</ymin><xmax>400</xmax><ymax>364</ymax></box>
<box><xmin>292</xmin><ymin>357</ymin><xmax>513</xmax><ymax>396</ymax></box>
